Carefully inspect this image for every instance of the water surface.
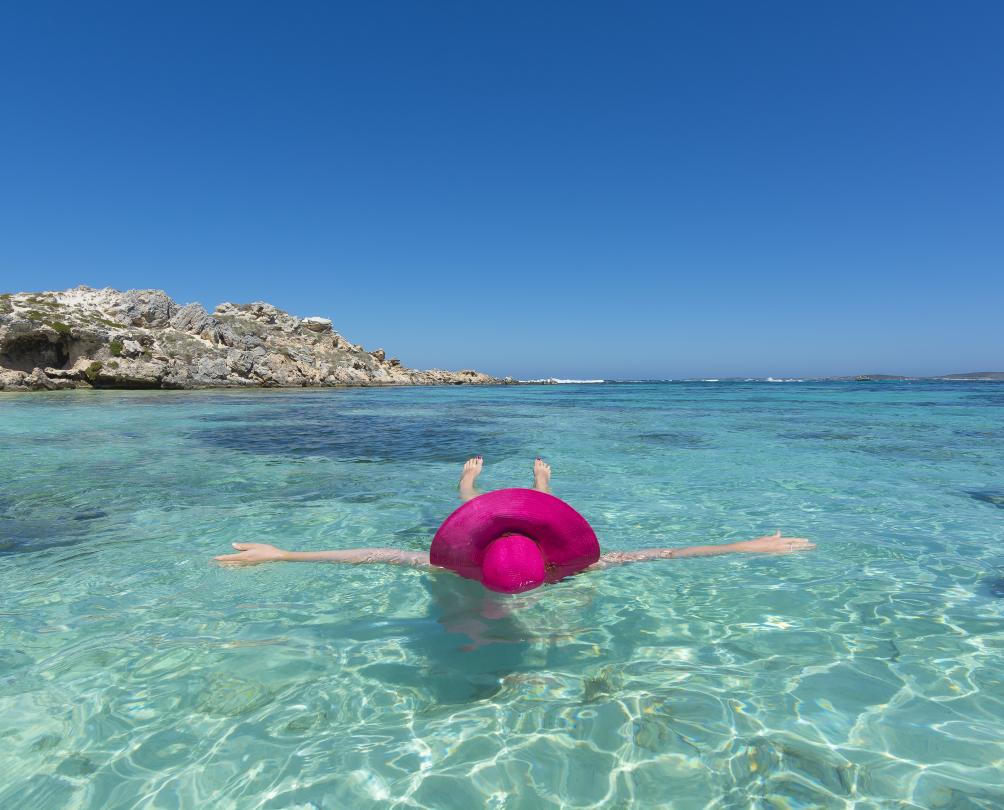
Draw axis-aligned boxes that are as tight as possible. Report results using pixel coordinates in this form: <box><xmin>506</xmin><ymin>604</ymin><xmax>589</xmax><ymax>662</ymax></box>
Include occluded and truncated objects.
<box><xmin>2</xmin><ymin>382</ymin><xmax>1003</xmax><ymax>808</ymax></box>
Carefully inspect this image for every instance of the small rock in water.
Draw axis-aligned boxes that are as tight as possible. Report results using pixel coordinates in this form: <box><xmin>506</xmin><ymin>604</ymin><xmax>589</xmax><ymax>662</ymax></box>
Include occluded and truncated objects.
<box><xmin>56</xmin><ymin>753</ymin><xmax>97</xmax><ymax>777</ymax></box>
<box><xmin>30</xmin><ymin>733</ymin><xmax>62</xmax><ymax>752</ymax></box>
<box><xmin>73</xmin><ymin>509</ymin><xmax>107</xmax><ymax>521</ymax></box>
<box><xmin>195</xmin><ymin>674</ymin><xmax>273</xmax><ymax>717</ymax></box>
<box><xmin>283</xmin><ymin>710</ymin><xmax>329</xmax><ymax>733</ymax></box>
<box><xmin>633</xmin><ymin>715</ymin><xmax>672</xmax><ymax>752</ymax></box>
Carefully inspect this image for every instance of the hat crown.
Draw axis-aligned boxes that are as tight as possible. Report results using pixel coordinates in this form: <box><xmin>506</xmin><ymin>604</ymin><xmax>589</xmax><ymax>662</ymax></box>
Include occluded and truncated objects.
<box><xmin>481</xmin><ymin>534</ymin><xmax>546</xmax><ymax>593</ymax></box>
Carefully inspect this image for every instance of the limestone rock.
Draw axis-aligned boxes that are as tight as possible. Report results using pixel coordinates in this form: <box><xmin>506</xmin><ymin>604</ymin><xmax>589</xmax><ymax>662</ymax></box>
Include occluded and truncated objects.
<box><xmin>113</xmin><ymin>289</ymin><xmax>176</xmax><ymax>328</ymax></box>
<box><xmin>0</xmin><ymin>285</ymin><xmax>507</xmax><ymax>391</ymax></box>
<box><xmin>91</xmin><ymin>358</ymin><xmax>166</xmax><ymax>388</ymax></box>
<box><xmin>227</xmin><ymin>350</ymin><xmax>255</xmax><ymax>376</ymax></box>
<box><xmin>214</xmin><ymin>322</ymin><xmax>242</xmax><ymax>348</ymax></box>
<box><xmin>25</xmin><ymin>368</ymin><xmax>59</xmax><ymax>390</ymax></box>
<box><xmin>192</xmin><ymin>356</ymin><xmax>229</xmax><ymax>382</ymax></box>
<box><xmin>170</xmin><ymin>303</ymin><xmax>216</xmax><ymax>339</ymax></box>
<box><xmin>121</xmin><ymin>339</ymin><xmax>144</xmax><ymax>358</ymax></box>
<box><xmin>302</xmin><ymin>317</ymin><xmax>332</xmax><ymax>333</ymax></box>
<box><xmin>0</xmin><ymin>368</ymin><xmax>30</xmax><ymax>390</ymax></box>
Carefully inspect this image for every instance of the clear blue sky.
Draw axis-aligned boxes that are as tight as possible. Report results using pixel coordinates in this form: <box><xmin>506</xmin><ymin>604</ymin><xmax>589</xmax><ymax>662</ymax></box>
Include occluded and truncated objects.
<box><xmin>2</xmin><ymin>2</ymin><xmax>1002</xmax><ymax>379</ymax></box>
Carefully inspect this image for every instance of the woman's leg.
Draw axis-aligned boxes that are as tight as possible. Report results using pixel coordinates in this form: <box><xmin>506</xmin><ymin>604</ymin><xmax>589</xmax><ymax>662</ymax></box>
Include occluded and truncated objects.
<box><xmin>458</xmin><ymin>456</ymin><xmax>484</xmax><ymax>502</ymax></box>
<box><xmin>532</xmin><ymin>457</ymin><xmax>551</xmax><ymax>493</ymax></box>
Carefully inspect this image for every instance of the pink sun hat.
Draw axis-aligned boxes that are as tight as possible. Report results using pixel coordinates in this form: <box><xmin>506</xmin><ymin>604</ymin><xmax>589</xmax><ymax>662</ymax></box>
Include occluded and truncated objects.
<box><xmin>430</xmin><ymin>488</ymin><xmax>600</xmax><ymax>593</ymax></box>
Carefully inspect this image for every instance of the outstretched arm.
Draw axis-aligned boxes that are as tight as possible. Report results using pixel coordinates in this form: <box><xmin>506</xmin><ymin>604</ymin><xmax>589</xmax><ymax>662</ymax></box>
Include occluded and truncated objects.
<box><xmin>589</xmin><ymin>531</ymin><xmax>815</xmax><ymax>570</ymax></box>
<box><xmin>214</xmin><ymin>543</ymin><xmax>432</xmax><ymax>568</ymax></box>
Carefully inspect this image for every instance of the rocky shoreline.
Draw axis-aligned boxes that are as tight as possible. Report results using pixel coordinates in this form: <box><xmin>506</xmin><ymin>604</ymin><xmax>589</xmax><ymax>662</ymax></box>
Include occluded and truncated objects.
<box><xmin>0</xmin><ymin>286</ymin><xmax>510</xmax><ymax>391</ymax></box>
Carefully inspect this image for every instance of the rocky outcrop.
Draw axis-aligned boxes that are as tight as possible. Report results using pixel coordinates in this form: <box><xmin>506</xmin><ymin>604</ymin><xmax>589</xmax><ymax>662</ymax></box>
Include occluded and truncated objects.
<box><xmin>302</xmin><ymin>317</ymin><xmax>332</xmax><ymax>333</ymax></box>
<box><xmin>0</xmin><ymin>286</ymin><xmax>508</xmax><ymax>391</ymax></box>
<box><xmin>114</xmin><ymin>289</ymin><xmax>177</xmax><ymax>328</ymax></box>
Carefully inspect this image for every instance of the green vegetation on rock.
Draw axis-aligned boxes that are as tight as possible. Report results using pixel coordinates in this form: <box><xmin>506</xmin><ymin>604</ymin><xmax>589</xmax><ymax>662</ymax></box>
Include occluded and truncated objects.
<box><xmin>84</xmin><ymin>361</ymin><xmax>104</xmax><ymax>382</ymax></box>
<box><xmin>49</xmin><ymin>321</ymin><xmax>72</xmax><ymax>335</ymax></box>
<box><xmin>109</xmin><ymin>339</ymin><xmax>124</xmax><ymax>356</ymax></box>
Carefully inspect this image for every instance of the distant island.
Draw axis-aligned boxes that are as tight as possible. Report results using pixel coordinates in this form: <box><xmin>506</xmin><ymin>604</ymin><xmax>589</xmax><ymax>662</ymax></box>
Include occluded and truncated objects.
<box><xmin>0</xmin><ymin>286</ymin><xmax>509</xmax><ymax>391</ymax></box>
<box><xmin>675</xmin><ymin>374</ymin><xmax>1004</xmax><ymax>382</ymax></box>
<box><xmin>829</xmin><ymin>373</ymin><xmax>1004</xmax><ymax>381</ymax></box>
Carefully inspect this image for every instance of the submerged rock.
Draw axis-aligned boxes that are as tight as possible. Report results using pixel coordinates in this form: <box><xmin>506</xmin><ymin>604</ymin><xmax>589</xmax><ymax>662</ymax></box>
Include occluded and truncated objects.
<box><xmin>968</xmin><ymin>490</ymin><xmax>1004</xmax><ymax>510</ymax></box>
<box><xmin>0</xmin><ymin>286</ymin><xmax>505</xmax><ymax>391</ymax></box>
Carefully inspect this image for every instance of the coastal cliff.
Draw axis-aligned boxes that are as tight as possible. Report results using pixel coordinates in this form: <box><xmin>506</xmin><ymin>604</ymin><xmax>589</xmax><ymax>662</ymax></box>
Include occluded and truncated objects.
<box><xmin>0</xmin><ymin>286</ymin><xmax>506</xmax><ymax>391</ymax></box>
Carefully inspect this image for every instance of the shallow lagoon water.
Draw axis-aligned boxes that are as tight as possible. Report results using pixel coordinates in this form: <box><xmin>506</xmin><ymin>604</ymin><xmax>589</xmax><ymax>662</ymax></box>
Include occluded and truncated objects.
<box><xmin>2</xmin><ymin>382</ymin><xmax>1003</xmax><ymax>808</ymax></box>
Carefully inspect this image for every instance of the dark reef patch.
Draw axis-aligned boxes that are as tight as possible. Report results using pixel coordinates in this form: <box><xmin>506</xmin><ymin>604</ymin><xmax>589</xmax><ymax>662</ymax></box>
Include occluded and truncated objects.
<box><xmin>73</xmin><ymin>509</ymin><xmax>108</xmax><ymax>521</ymax></box>
<box><xmin>967</xmin><ymin>490</ymin><xmax>1004</xmax><ymax>510</ymax></box>
<box><xmin>855</xmin><ymin>443</ymin><xmax>977</xmax><ymax>462</ymax></box>
<box><xmin>194</xmin><ymin>410</ymin><xmax>519</xmax><ymax>463</ymax></box>
<box><xmin>779</xmin><ymin>431</ymin><xmax>859</xmax><ymax>441</ymax></box>
<box><xmin>638</xmin><ymin>431</ymin><xmax>709</xmax><ymax>448</ymax></box>
<box><xmin>965</xmin><ymin>392</ymin><xmax>1004</xmax><ymax>406</ymax></box>
<box><xmin>335</xmin><ymin>493</ymin><xmax>384</xmax><ymax>504</ymax></box>
<box><xmin>393</xmin><ymin>521</ymin><xmax>443</xmax><ymax>549</ymax></box>
<box><xmin>0</xmin><ymin>517</ymin><xmax>94</xmax><ymax>555</ymax></box>
<box><xmin>955</xmin><ymin>428</ymin><xmax>1004</xmax><ymax>439</ymax></box>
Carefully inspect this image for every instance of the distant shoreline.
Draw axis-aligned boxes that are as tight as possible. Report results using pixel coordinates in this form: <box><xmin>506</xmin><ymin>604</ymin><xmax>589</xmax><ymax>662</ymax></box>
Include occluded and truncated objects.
<box><xmin>512</xmin><ymin>378</ymin><xmax>1004</xmax><ymax>386</ymax></box>
<box><xmin>5</xmin><ymin>377</ymin><xmax>1003</xmax><ymax>397</ymax></box>
<box><xmin>518</xmin><ymin>375</ymin><xmax>1004</xmax><ymax>383</ymax></box>
<box><xmin>3</xmin><ymin>287</ymin><xmax>1001</xmax><ymax>393</ymax></box>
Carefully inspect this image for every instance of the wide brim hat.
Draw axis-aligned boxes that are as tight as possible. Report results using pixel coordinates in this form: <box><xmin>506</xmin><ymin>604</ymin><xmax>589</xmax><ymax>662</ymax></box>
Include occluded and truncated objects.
<box><xmin>430</xmin><ymin>488</ymin><xmax>600</xmax><ymax>593</ymax></box>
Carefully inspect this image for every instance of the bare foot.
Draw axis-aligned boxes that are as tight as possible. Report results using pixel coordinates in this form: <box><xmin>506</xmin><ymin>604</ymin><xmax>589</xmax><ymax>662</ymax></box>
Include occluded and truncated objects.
<box><xmin>459</xmin><ymin>456</ymin><xmax>483</xmax><ymax>502</ymax></box>
<box><xmin>533</xmin><ymin>457</ymin><xmax>551</xmax><ymax>493</ymax></box>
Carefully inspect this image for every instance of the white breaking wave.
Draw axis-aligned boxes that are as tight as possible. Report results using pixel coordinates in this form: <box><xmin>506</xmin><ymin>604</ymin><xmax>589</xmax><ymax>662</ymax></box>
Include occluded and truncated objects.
<box><xmin>766</xmin><ymin>377</ymin><xmax>805</xmax><ymax>382</ymax></box>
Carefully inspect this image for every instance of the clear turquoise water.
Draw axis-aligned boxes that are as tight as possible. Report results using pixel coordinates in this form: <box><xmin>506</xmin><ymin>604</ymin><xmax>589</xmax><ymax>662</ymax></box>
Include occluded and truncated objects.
<box><xmin>2</xmin><ymin>382</ymin><xmax>1003</xmax><ymax>809</ymax></box>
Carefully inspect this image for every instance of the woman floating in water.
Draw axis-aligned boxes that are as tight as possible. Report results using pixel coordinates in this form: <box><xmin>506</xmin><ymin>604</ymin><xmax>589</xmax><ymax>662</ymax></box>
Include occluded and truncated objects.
<box><xmin>214</xmin><ymin>457</ymin><xmax>815</xmax><ymax>591</ymax></box>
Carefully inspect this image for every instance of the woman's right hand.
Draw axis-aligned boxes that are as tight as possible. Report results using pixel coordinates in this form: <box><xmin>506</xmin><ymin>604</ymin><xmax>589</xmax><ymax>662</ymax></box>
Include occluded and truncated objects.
<box><xmin>736</xmin><ymin>531</ymin><xmax>816</xmax><ymax>554</ymax></box>
<box><xmin>214</xmin><ymin>542</ymin><xmax>288</xmax><ymax>566</ymax></box>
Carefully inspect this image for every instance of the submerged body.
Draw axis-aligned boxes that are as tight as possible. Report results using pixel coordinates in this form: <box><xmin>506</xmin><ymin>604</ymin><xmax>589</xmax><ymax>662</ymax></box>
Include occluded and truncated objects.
<box><xmin>215</xmin><ymin>457</ymin><xmax>815</xmax><ymax>579</ymax></box>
